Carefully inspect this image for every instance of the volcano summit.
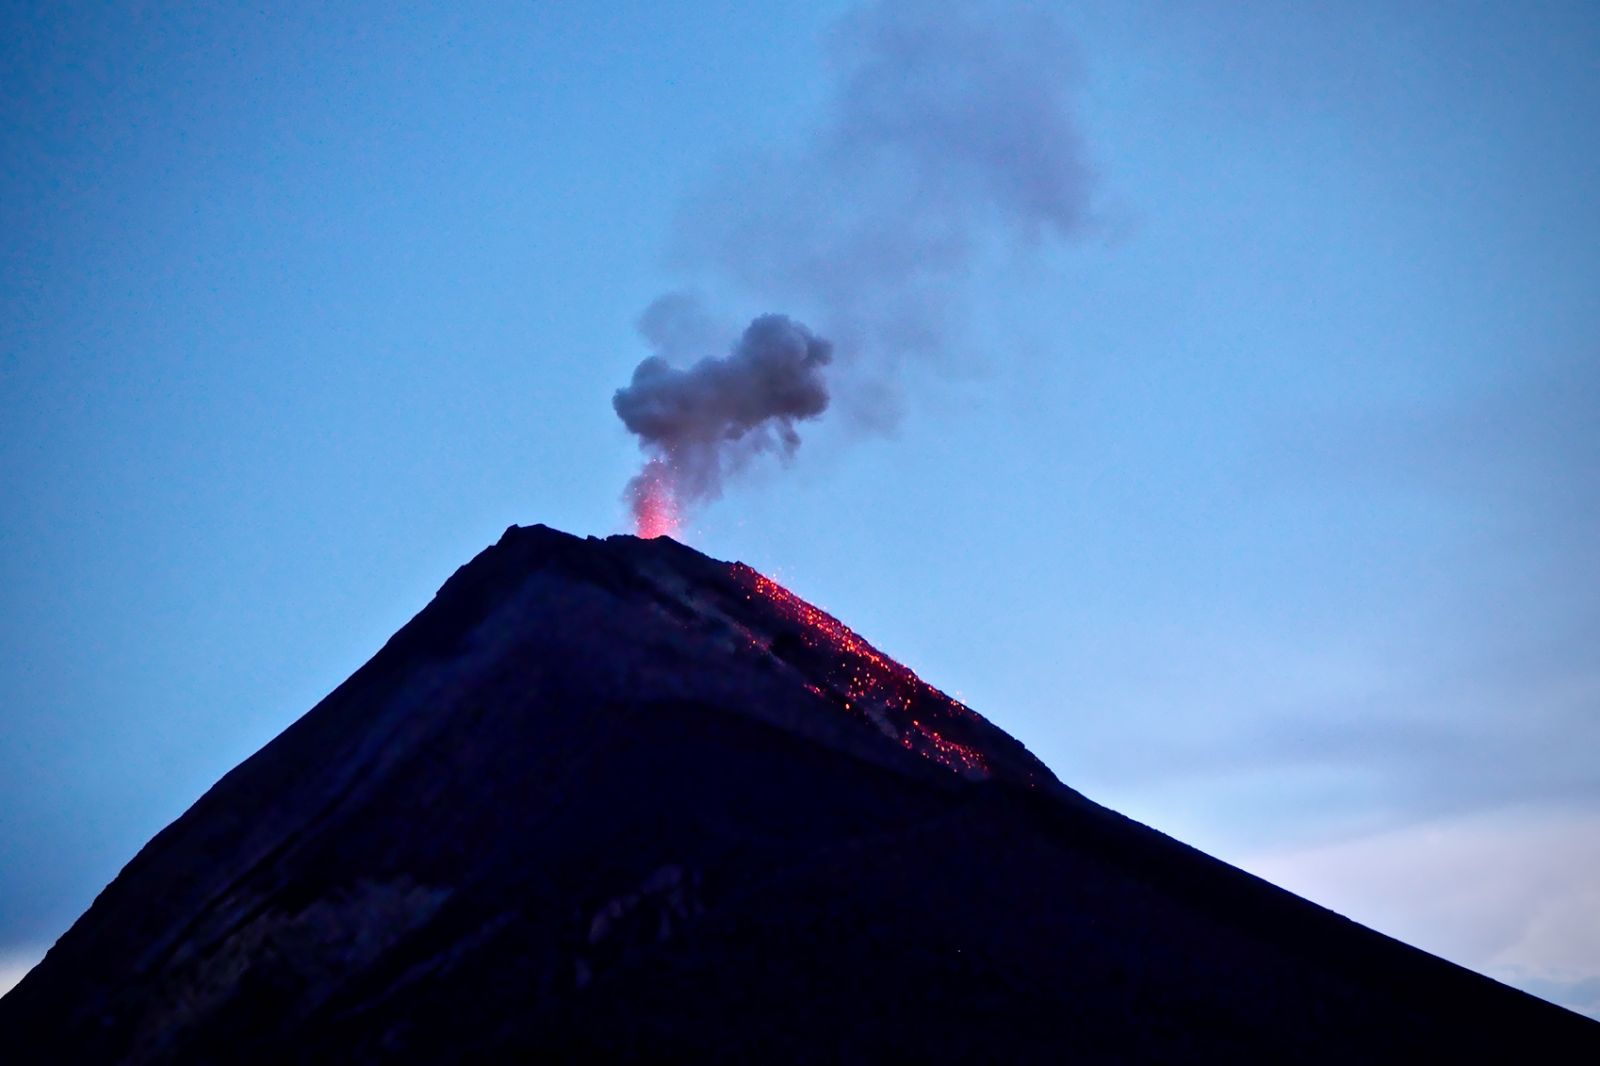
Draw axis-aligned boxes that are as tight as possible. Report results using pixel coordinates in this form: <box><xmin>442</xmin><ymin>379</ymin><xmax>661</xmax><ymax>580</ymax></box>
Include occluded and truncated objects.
<box><xmin>1</xmin><ymin>525</ymin><xmax>1593</xmax><ymax>1062</ymax></box>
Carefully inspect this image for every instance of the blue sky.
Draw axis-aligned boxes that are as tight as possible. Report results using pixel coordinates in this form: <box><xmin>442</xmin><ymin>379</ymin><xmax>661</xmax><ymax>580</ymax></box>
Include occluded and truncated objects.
<box><xmin>3</xmin><ymin>1</ymin><xmax>1597</xmax><ymax>1015</ymax></box>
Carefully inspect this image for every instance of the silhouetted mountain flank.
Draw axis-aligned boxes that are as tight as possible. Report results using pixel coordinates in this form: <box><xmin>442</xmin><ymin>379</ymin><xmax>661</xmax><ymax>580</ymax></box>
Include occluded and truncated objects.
<box><xmin>3</xmin><ymin>525</ymin><xmax>1594</xmax><ymax>1062</ymax></box>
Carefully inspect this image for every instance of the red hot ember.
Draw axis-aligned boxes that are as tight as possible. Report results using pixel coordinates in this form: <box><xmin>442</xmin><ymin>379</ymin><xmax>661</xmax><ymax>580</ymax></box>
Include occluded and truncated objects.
<box><xmin>735</xmin><ymin>565</ymin><xmax>990</xmax><ymax>777</ymax></box>
<box><xmin>631</xmin><ymin>459</ymin><xmax>679</xmax><ymax>540</ymax></box>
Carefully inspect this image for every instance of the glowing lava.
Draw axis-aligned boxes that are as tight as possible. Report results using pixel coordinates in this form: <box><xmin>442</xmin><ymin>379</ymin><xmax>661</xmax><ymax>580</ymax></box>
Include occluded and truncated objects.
<box><xmin>632</xmin><ymin>459</ymin><xmax>679</xmax><ymax>540</ymax></box>
<box><xmin>734</xmin><ymin>565</ymin><xmax>991</xmax><ymax>777</ymax></box>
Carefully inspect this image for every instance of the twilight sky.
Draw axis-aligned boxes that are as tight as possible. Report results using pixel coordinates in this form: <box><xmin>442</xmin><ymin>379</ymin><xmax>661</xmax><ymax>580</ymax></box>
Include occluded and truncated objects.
<box><xmin>3</xmin><ymin>1</ymin><xmax>1597</xmax><ymax>1015</ymax></box>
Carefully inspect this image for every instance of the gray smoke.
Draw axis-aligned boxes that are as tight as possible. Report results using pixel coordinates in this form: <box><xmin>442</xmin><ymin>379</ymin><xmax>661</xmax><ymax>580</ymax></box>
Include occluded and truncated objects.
<box><xmin>615</xmin><ymin>0</ymin><xmax>1094</xmax><ymax>529</ymax></box>
<box><xmin>614</xmin><ymin>303</ymin><xmax>832</xmax><ymax>525</ymax></box>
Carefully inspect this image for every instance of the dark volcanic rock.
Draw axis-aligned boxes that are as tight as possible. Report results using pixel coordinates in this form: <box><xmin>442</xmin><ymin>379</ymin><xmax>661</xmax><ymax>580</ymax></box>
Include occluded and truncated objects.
<box><xmin>2</xmin><ymin>524</ymin><xmax>1594</xmax><ymax>1062</ymax></box>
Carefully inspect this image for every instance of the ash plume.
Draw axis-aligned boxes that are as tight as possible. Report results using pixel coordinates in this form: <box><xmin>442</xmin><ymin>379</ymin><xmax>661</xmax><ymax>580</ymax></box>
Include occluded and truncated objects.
<box><xmin>615</xmin><ymin>0</ymin><xmax>1095</xmax><ymax>533</ymax></box>
<box><xmin>614</xmin><ymin>303</ymin><xmax>832</xmax><ymax>532</ymax></box>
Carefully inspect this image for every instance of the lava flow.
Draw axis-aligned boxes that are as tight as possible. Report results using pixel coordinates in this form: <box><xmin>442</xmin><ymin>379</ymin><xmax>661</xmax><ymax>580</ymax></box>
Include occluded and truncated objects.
<box><xmin>734</xmin><ymin>565</ymin><xmax>989</xmax><ymax>777</ymax></box>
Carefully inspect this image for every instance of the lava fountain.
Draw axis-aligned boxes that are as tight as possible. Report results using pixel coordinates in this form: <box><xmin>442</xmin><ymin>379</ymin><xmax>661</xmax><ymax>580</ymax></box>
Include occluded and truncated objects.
<box><xmin>630</xmin><ymin>458</ymin><xmax>680</xmax><ymax>540</ymax></box>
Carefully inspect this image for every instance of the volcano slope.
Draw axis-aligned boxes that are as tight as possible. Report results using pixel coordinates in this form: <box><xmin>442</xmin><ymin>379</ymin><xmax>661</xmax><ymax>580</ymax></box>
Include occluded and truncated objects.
<box><xmin>2</xmin><ymin>524</ymin><xmax>1594</xmax><ymax>1063</ymax></box>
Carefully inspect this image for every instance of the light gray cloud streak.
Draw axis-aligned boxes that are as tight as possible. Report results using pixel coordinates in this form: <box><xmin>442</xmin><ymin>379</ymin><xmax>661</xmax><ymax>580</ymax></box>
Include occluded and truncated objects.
<box><xmin>615</xmin><ymin>0</ymin><xmax>1096</xmax><ymax>529</ymax></box>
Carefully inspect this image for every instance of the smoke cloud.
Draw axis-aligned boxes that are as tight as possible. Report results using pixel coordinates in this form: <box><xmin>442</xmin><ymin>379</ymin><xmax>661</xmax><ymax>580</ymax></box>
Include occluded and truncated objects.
<box><xmin>615</xmin><ymin>0</ymin><xmax>1095</xmax><ymax>534</ymax></box>
<box><xmin>614</xmin><ymin>304</ymin><xmax>832</xmax><ymax>532</ymax></box>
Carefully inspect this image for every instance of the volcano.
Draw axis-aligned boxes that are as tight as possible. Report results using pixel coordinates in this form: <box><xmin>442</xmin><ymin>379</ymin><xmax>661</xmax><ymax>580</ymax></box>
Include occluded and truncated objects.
<box><xmin>2</xmin><ymin>525</ymin><xmax>1593</xmax><ymax>1062</ymax></box>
